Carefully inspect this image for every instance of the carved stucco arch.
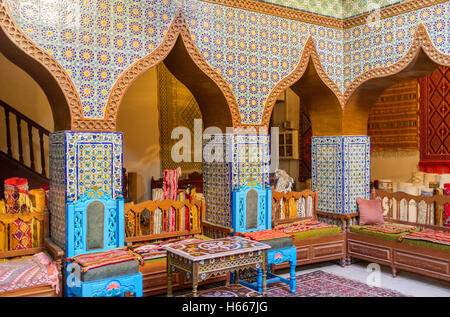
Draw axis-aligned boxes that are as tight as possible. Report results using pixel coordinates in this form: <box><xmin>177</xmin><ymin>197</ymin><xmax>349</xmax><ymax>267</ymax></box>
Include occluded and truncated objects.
<box><xmin>263</xmin><ymin>23</ymin><xmax>450</xmax><ymax>129</ymax></box>
<box><xmin>0</xmin><ymin>0</ymin><xmax>81</xmax><ymax>131</ymax></box>
<box><xmin>103</xmin><ymin>10</ymin><xmax>240</xmax><ymax>132</ymax></box>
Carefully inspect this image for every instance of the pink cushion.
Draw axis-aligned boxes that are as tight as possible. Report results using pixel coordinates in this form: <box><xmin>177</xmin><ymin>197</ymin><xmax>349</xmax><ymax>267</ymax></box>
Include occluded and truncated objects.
<box><xmin>356</xmin><ymin>198</ymin><xmax>384</xmax><ymax>225</ymax></box>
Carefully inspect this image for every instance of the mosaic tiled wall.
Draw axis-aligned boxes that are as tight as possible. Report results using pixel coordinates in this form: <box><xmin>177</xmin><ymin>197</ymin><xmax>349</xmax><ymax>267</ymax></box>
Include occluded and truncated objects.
<box><xmin>311</xmin><ymin>136</ymin><xmax>370</xmax><ymax>214</ymax></box>
<box><xmin>49</xmin><ymin>131</ymin><xmax>123</xmax><ymax>247</ymax></box>
<box><xmin>342</xmin><ymin>3</ymin><xmax>449</xmax><ymax>90</ymax></box>
<box><xmin>203</xmin><ymin>133</ymin><xmax>270</xmax><ymax>227</ymax></box>
<box><xmin>254</xmin><ymin>0</ymin><xmax>405</xmax><ymax>19</ymax></box>
<box><xmin>4</xmin><ymin>0</ymin><xmax>449</xmax><ymax>127</ymax></box>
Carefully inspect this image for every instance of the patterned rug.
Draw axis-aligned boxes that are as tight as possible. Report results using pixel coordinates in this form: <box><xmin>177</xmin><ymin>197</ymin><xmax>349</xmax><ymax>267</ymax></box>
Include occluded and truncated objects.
<box><xmin>267</xmin><ymin>270</ymin><xmax>405</xmax><ymax>297</ymax></box>
<box><xmin>180</xmin><ymin>270</ymin><xmax>406</xmax><ymax>297</ymax></box>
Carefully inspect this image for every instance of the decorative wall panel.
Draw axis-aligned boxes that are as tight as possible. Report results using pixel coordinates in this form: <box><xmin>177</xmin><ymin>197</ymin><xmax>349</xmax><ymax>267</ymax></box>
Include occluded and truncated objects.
<box><xmin>3</xmin><ymin>0</ymin><xmax>450</xmax><ymax>129</ymax></box>
<box><xmin>418</xmin><ymin>65</ymin><xmax>450</xmax><ymax>173</ymax></box>
<box><xmin>312</xmin><ymin>136</ymin><xmax>370</xmax><ymax>214</ymax></box>
<box><xmin>368</xmin><ymin>80</ymin><xmax>419</xmax><ymax>150</ymax></box>
<box><xmin>203</xmin><ymin>133</ymin><xmax>270</xmax><ymax>227</ymax></box>
<box><xmin>158</xmin><ymin>63</ymin><xmax>202</xmax><ymax>174</ymax></box>
<box><xmin>49</xmin><ymin>131</ymin><xmax>123</xmax><ymax>248</ymax></box>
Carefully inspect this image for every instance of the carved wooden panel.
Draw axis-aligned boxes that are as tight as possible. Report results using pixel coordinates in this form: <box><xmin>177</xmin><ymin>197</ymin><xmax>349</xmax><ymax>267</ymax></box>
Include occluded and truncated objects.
<box><xmin>348</xmin><ymin>240</ymin><xmax>392</xmax><ymax>262</ymax></box>
<box><xmin>312</xmin><ymin>242</ymin><xmax>344</xmax><ymax>258</ymax></box>
<box><xmin>419</xmin><ymin>66</ymin><xmax>450</xmax><ymax>173</ymax></box>
<box><xmin>394</xmin><ymin>250</ymin><xmax>449</xmax><ymax>275</ymax></box>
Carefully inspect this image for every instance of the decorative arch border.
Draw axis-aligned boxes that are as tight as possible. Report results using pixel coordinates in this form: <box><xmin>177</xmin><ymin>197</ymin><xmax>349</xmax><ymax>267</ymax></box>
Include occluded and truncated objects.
<box><xmin>0</xmin><ymin>0</ymin><xmax>82</xmax><ymax>128</ymax></box>
<box><xmin>261</xmin><ymin>36</ymin><xmax>344</xmax><ymax>127</ymax></box>
<box><xmin>343</xmin><ymin>23</ymin><xmax>450</xmax><ymax>104</ymax></box>
<box><xmin>262</xmin><ymin>22</ymin><xmax>450</xmax><ymax>128</ymax></box>
<box><xmin>102</xmin><ymin>10</ymin><xmax>240</xmax><ymax>132</ymax></box>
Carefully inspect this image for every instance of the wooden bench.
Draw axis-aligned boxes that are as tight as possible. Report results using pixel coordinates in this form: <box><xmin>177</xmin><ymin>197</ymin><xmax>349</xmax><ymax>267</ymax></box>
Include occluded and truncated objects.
<box><xmin>347</xmin><ymin>190</ymin><xmax>450</xmax><ymax>282</ymax></box>
<box><xmin>271</xmin><ymin>190</ymin><xmax>350</xmax><ymax>271</ymax></box>
<box><xmin>124</xmin><ymin>198</ymin><xmax>228</xmax><ymax>296</ymax></box>
<box><xmin>0</xmin><ymin>209</ymin><xmax>63</xmax><ymax>297</ymax></box>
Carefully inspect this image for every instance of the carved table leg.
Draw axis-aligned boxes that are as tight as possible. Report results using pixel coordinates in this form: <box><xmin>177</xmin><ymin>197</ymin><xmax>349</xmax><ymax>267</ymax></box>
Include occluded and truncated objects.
<box><xmin>392</xmin><ymin>266</ymin><xmax>397</xmax><ymax>278</ymax></box>
<box><xmin>262</xmin><ymin>267</ymin><xmax>267</xmax><ymax>297</ymax></box>
<box><xmin>289</xmin><ymin>261</ymin><xmax>296</xmax><ymax>294</ymax></box>
<box><xmin>192</xmin><ymin>263</ymin><xmax>199</xmax><ymax>297</ymax></box>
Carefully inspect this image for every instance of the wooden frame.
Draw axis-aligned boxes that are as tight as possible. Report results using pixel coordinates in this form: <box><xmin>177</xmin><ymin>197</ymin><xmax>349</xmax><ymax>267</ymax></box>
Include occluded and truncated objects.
<box><xmin>271</xmin><ymin>190</ymin><xmax>349</xmax><ymax>271</ymax></box>
<box><xmin>124</xmin><ymin>198</ymin><xmax>227</xmax><ymax>296</ymax></box>
<box><xmin>347</xmin><ymin>190</ymin><xmax>450</xmax><ymax>282</ymax></box>
<box><xmin>0</xmin><ymin>210</ymin><xmax>63</xmax><ymax>297</ymax></box>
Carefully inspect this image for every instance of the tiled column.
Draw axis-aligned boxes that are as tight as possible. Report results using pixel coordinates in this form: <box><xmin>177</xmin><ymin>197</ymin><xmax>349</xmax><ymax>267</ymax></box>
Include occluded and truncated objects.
<box><xmin>311</xmin><ymin>136</ymin><xmax>370</xmax><ymax>218</ymax></box>
<box><xmin>203</xmin><ymin>134</ymin><xmax>270</xmax><ymax>228</ymax></box>
<box><xmin>49</xmin><ymin>131</ymin><xmax>123</xmax><ymax>249</ymax></box>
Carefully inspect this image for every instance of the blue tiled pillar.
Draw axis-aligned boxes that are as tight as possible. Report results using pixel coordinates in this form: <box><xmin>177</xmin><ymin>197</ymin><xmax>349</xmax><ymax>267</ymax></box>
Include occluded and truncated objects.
<box><xmin>49</xmin><ymin>131</ymin><xmax>123</xmax><ymax>248</ymax></box>
<box><xmin>311</xmin><ymin>136</ymin><xmax>370</xmax><ymax>216</ymax></box>
<box><xmin>202</xmin><ymin>134</ymin><xmax>270</xmax><ymax>228</ymax></box>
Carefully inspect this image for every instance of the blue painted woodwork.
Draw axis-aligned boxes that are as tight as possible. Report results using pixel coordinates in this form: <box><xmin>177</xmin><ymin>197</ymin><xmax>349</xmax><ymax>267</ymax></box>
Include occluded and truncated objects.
<box><xmin>232</xmin><ymin>182</ymin><xmax>296</xmax><ymax>294</ymax></box>
<box><xmin>232</xmin><ymin>182</ymin><xmax>272</xmax><ymax>233</ymax></box>
<box><xmin>65</xmin><ymin>187</ymin><xmax>142</xmax><ymax>297</ymax></box>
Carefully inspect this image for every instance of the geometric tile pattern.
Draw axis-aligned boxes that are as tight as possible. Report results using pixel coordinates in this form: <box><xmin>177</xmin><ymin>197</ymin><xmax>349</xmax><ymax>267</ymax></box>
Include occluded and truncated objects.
<box><xmin>203</xmin><ymin>134</ymin><xmax>270</xmax><ymax>227</ymax></box>
<box><xmin>312</xmin><ymin>136</ymin><xmax>370</xmax><ymax>214</ymax></box>
<box><xmin>49</xmin><ymin>131</ymin><xmax>123</xmax><ymax>248</ymax></box>
<box><xmin>187</xmin><ymin>0</ymin><xmax>345</xmax><ymax>123</ymax></box>
<box><xmin>5</xmin><ymin>0</ymin><xmax>178</xmax><ymax>119</ymax></box>
<box><xmin>5</xmin><ymin>0</ymin><xmax>450</xmax><ymax>125</ymax></box>
<box><xmin>254</xmin><ymin>0</ymin><xmax>406</xmax><ymax>19</ymax></box>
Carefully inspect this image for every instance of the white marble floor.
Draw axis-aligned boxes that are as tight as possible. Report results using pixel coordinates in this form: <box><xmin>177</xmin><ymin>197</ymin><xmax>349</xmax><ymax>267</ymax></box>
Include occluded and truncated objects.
<box><xmin>277</xmin><ymin>261</ymin><xmax>450</xmax><ymax>297</ymax></box>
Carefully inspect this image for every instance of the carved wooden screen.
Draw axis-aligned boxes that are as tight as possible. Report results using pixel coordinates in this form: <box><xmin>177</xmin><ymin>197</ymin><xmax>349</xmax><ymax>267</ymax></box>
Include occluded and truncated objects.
<box><xmin>418</xmin><ymin>66</ymin><xmax>450</xmax><ymax>173</ymax></box>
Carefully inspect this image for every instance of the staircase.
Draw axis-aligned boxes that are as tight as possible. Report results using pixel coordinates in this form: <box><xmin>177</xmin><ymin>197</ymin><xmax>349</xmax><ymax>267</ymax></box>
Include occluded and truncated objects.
<box><xmin>0</xmin><ymin>99</ymin><xmax>49</xmax><ymax>198</ymax></box>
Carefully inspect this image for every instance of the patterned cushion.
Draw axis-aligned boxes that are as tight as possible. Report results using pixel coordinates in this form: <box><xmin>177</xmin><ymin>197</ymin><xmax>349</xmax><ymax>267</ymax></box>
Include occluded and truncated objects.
<box><xmin>130</xmin><ymin>236</ymin><xmax>207</xmax><ymax>262</ymax></box>
<box><xmin>0</xmin><ymin>252</ymin><xmax>59</xmax><ymax>294</ymax></box>
<box><xmin>71</xmin><ymin>260</ymin><xmax>139</xmax><ymax>282</ymax></box>
<box><xmin>67</xmin><ymin>247</ymin><xmax>141</xmax><ymax>272</ymax></box>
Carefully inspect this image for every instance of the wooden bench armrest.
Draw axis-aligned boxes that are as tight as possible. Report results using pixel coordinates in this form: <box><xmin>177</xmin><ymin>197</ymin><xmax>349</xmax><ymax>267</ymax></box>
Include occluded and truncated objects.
<box><xmin>315</xmin><ymin>211</ymin><xmax>359</xmax><ymax>231</ymax></box>
<box><xmin>201</xmin><ymin>220</ymin><xmax>234</xmax><ymax>235</ymax></box>
<box><xmin>44</xmin><ymin>237</ymin><xmax>64</xmax><ymax>260</ymax></box>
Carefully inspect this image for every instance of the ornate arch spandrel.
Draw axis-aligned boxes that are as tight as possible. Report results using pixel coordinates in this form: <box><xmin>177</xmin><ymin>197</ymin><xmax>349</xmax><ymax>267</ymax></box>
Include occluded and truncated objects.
<box><xmin>0</xmin><ymin>0</ymin><xmax>82</xmax><ymax>130</ymax></box>
<box><xmin>343</xmin><ymin>23</ymin><xmax>450</xmax><ymax>108</ymax></box>
<box><xmin>261</xmin><ymin>36</ymin><xmax>345</xmax><ymax>128</ymax></box>
<box><xmin>105</xmin><ymin>10</ymin><xmax>240</xmax><ymax>131</ymax></box>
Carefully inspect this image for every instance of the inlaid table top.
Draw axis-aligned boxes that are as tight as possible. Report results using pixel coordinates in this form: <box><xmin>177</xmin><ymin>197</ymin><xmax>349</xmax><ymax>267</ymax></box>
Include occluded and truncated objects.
<box><xmin>162</xmin><ymin>236</ymin><xmax>271</xmax><ymax>261</ymax></box>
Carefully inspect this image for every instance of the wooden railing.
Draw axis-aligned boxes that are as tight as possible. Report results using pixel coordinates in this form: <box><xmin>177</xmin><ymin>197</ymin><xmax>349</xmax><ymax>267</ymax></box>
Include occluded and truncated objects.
<box><xmin>373</xmin><ymin>189</ymin><xmax>450</xmax><ymax>232</ymax></box>
<box><xmin>272</xmin><ymin>190</ymin><xmax>317</xmax><ymax>225</ymax></box>
<box><xmin>0</xmin><ymin>99</ymin><xmax>50</xmax><ymax>178</ymax></box>
<box><xmin>124</xmin><ymin>199</ymin><xmax>205</xmax><ymax>244</ymax></box>
<box><xmin>272</xmin><ymin>190</ymin><xmax>356</xmax><ymax>230</ymax></box>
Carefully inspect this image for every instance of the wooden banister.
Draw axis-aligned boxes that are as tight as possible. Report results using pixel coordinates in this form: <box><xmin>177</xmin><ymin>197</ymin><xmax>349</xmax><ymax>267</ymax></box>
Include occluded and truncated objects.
<box><xmin>0</xmin><ymin>99</ymin><xmax>50</xmax><ymax>179</ymax></box>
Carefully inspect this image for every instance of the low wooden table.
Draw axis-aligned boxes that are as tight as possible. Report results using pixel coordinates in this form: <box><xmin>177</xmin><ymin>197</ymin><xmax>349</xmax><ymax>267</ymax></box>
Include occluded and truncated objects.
<box><xmin>163</xmin><ymin>236</ymin><xmax>271</xmax><ymax>297</ymax></box>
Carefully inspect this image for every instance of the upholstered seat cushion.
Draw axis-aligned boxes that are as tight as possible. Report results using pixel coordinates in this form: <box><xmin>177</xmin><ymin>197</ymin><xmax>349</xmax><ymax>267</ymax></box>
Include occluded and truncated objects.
<box><xmin>259</xmin><ymin>236</ymin><xmax>293</xmax><ymax>249</ymax></box>
<box><xmin>350</xmin><ymin>225</ymin><xmax>411</xmax><ymax>241</ymax></box>
<box><xmin>240</xmin><ymin>230</ymin><xmax>293</xmax><ymax>249</ymax></box>
<box><xmin>72</xmin><ymin>260</ymin><xmax>140</xmax><ymax>282</ymax></box>
<box><xmin>291</xmin><ymin>226</ymin><xmax>342</xmax><ymax>240</ymax></box>
<box><xmin>350</xmin><ymin>226</ymin><xmax>450</xmax><ymax>252</ymax></box>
